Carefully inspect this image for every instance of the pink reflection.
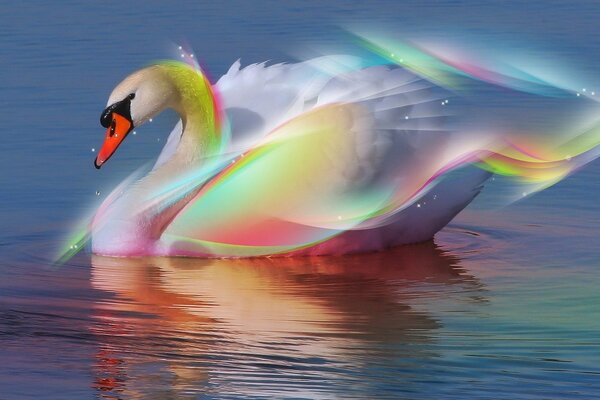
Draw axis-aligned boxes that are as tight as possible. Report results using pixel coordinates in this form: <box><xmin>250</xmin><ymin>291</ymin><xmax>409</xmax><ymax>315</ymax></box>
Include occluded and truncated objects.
<box><xmin>89</xmin><ymin>242</ymin><xmax>483</xmax><ymax>398</ymax></box>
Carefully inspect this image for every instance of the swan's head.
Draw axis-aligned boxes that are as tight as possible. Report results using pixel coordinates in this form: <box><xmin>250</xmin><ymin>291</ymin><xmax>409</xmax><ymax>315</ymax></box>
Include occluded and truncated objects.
<box><xmin>95</xmin><ymin>65</ymin><xmax>179</xmax><ymax>169</ymax></box>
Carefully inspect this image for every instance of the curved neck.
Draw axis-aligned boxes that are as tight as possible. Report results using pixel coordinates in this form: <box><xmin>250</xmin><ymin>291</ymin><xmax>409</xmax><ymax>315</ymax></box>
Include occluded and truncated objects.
<box><xmin>93</xmin><ymin>63</ymin><xmax>224</xmax><ymax>255</ymax></box>
<box><xmin>162</xmin><ymin>62</ymin><xmax>222</xmax><ymax>165</ymax></box>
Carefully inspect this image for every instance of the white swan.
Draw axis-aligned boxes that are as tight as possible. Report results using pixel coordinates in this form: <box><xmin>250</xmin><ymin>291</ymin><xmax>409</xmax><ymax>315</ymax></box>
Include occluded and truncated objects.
<box><xmin>90</xmin><ymin>57</ymin><xmax>491</xmax><ymax>257</ymax></box>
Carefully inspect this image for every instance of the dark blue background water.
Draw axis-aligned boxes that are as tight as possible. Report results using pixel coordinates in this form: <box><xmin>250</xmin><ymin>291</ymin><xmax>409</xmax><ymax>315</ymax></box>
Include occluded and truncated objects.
<box><xmin>1</xmin><ymin>1</ymin><xmax>599</xmax><ymax>399</ymax></box>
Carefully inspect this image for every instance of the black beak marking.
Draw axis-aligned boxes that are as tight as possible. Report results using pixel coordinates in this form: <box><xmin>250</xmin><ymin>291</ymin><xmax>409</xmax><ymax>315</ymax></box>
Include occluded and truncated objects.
<box><xmin>101</xmin><ymin>95</ymin><xmax>133</xmax><ymax>128</ymax></box>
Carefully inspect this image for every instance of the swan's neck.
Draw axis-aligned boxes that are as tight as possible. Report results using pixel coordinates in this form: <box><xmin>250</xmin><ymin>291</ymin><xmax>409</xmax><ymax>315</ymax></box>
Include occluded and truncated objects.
<box><xmin>168</xmin><ymin>64</ymin><xmax>222</xmax><ymax>165</ymax></box>
<box><xmin>92</xmin><ymin>65</ymin><xmax>223</xmax><ymax>256</ymax></box>
<box><xmin>141</xmin><ymin>65</ymin><xmax>223</xmax><ymax>238</ymax></box>
<box><xmin>174</xmin><ymin>112</ymin><xmax>217</xmax><ymax>165</ymax></box>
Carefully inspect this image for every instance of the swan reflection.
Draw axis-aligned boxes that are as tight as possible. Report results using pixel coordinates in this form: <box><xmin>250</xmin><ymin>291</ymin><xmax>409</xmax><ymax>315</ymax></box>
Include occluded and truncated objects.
<box><xmin>90</xmin><ymin>242</ymin><xmax>483</xmax><ymax>399</ymax></box>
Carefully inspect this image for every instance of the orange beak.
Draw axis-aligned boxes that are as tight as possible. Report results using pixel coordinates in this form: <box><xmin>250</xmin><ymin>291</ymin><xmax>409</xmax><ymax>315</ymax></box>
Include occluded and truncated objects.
<box><xmin>94</xmin><ymin>113</ymin><xmax>133</xmax><ymax>169</ymax></box>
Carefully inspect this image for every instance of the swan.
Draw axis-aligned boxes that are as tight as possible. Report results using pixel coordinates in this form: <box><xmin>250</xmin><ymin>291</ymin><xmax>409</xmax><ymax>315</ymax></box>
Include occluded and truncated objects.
<box><xmin>90</xmin><ymin>57</ymin><xmax>493</xmax><ymax>258</ymax></box>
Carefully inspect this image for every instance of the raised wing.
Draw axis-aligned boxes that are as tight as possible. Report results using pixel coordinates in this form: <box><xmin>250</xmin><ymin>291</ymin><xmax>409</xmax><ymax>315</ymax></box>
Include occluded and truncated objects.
<box><xmin>158</xmin><ymin>60</ymin><xmax>477</xmax><ymax>256</ymax></box>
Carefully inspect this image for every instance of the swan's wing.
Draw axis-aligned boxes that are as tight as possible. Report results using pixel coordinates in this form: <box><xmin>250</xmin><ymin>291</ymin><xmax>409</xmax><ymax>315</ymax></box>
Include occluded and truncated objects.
<box><xmin>217</xmin><ymin>59</ymin><xmax>464</xmax><ymax>186</ymax></box>
<box><xmin>160</xmin><ymin>62</ymin><xmax>491</xmax><ymax>256</ymax></box>
<box><xmin>162</xmin><ymin>103</ymin><xmax>385</xmax><ymax>255</ymax></box>
<box><xmin>216</xmin><ymin>60</ymin><xmax>302</xmax><ymax>151</ymax></box>
<box><xmin>216</xmin><ymin>56</ymin><xmax>369</xmax><ymax>153</ymax></box>
<box><xmin>302</xmin><ymin>63</ymin><xmax>492</xmax><ymax>225</ymax></box>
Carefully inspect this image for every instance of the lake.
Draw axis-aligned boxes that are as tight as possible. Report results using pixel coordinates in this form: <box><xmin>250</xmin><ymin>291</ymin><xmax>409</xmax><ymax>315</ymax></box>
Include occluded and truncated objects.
<box><xmin>1</xmin><ymin>1</ymin><xmax>599</xmax><ymax>399</ymax></box>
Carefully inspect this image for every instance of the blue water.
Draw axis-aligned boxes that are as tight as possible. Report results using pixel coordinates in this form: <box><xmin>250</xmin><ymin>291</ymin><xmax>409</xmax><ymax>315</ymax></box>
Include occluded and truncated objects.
<box><xmin>1</xmin><ymin>1</ymin><xmax>600</xmax><ymax>399</ymax></box>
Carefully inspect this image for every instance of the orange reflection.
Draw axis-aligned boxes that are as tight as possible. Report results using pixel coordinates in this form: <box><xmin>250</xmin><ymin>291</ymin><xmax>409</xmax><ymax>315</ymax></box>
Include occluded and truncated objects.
<box><xmin>89</xmin><ymin>242</ymin><xmax>483</xmax><ymax>398</ymax></box>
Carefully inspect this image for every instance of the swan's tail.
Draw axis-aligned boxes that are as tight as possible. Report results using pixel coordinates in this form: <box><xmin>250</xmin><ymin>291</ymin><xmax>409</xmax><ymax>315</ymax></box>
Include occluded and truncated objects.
<box><xmin>381</xmin><ymin>167</ymin><xmax>491</xmax><ymax>246</ymax></box>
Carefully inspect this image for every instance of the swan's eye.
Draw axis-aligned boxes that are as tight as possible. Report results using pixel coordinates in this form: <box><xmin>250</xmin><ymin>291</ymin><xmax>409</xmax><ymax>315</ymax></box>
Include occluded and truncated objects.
<box><xmin>128</xmin><ymin>93</ymin><xmax>135</xmax><ymax>100</ymax></box>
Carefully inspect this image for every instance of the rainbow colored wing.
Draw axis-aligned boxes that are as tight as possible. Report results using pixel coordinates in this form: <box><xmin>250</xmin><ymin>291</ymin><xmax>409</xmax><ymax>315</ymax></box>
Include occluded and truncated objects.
<box><xmin>161</xmin><ymin>103</ymin><xmax>395</xmax><ymax>256</ymax></box>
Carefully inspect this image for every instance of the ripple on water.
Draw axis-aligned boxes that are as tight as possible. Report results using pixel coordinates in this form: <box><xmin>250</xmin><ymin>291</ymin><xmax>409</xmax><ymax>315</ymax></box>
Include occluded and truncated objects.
<box><xmin>1</xmin><ymin>222</ymin><xmax>600</xmax><ymax>399</ymax></box>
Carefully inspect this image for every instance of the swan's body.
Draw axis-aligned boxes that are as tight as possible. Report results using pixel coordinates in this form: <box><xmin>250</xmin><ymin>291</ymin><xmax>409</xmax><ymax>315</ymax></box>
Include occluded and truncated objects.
<box><xmin>91</xmin><ymin>57</ymin><xmax>491</xmax><ymax>257</ymax></box>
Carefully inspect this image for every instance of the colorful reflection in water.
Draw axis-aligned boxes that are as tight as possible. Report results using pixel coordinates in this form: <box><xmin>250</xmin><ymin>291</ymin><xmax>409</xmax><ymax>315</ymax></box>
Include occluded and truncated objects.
<box><xmin>88</xmin><ymin>243</ymin><xmax>478</xmax><ymax>398</ymax></box>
